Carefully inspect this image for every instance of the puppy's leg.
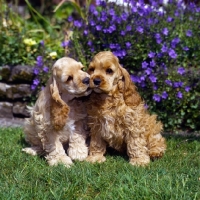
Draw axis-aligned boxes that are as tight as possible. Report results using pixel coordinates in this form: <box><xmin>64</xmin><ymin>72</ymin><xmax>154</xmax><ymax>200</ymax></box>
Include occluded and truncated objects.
<box><xmin>44</xmin><ymin>132</ymin><xmax>73</xmax><ymax>167</ymax></box>
<box><xmin>148</xmin><ymin>132</ymin><xmax>166</xmax><ymax>160</ymax></box>
<box><xmin>68</xmin><ymin>132</ymin><xmax>88</xmax><ymax>161</ymax></box>
<box><xmin>86</xmin><ymin>134</ymin><xmax>107</xmax><ymax>163</ymax></box>
<box><xmin>127</xmin><ymin>135</ymin><xmax>150</xmax><ymax>166</ymax></box>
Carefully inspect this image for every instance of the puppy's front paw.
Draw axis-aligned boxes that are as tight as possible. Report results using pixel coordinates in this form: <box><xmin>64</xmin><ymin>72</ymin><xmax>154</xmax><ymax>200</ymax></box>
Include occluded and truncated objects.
<box><xmin>86</xmin><ymin>155</ymin><xmax>106</xmax><ymax>163</ymax></box>
<box><xmin>46</xmin><ymin>155</ymin><xmax>73</xmax><ymax>168</ymax></box>
<box><xmin>22</xmin><ymin>147</ymin><xmax>43</xmax><ymax>156</ymax></box>
<box><xmin>129</xmin><ymin>156</ymin><xmax>150</xmax><ymax>166</ymax></box>
<box><xmin>68</xmin><ymin>146</ymin><xmax>88</xmax><ymax>161</ymax></box>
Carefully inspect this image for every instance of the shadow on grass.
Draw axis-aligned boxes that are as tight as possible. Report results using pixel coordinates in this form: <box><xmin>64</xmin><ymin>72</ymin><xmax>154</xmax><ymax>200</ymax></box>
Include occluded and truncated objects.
<box><xmin>163</xmin><ymin>131</ymin><xmax>200</xmax><ymax>141</ymax></box>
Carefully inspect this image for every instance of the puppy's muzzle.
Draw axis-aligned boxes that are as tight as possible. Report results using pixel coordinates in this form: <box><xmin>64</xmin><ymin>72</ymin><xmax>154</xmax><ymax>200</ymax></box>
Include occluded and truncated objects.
<box><xmin>82</xmin><ymin>77</ymin><xmax>90</xmax><ymax>85</ymax></box>
<box><xmin>93</xmin><ymin>78</ymin><xmax>101</xmax><ymax>86</ymax></box>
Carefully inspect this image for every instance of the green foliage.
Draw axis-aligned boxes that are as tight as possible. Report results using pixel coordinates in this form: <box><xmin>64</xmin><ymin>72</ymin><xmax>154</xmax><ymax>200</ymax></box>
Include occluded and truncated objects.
<box><xmin>0</xmin><ymin>0</ymin><xmax>66</xmax><ymax>67</ymax></box>
<box><xmin>0</xmin><ymin>128</ymin><xmax>200</xmax><ymax>199</ymax></box>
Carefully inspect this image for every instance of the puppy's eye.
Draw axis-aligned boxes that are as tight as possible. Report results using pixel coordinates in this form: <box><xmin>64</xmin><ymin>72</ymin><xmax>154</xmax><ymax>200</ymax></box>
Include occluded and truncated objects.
<box><xmin>106</xmin><ymin>68</ymin><xmax>113</xmax><ymax>74</ymax></box>
<box><xmin>89</xmin><ymin>68</ymin><xmax>95</xmax><ymax>72</ymax></box>
<box><xmin>66</xmin><ymin>76</ymin><xmax>73</xmax><ymax>82</ymax></box>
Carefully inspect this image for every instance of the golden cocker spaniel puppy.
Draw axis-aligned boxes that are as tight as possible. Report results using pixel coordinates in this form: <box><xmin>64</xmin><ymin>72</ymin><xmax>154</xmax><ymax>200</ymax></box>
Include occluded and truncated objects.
<box><xmin>86</xmin><ymin>51</ymin><xmax>166</xmax><ymax>166</ymax></box>
<box><xmin>22</xmin><ymin>57</ymin><xmax>91</xmax><ymax>167</ymax></box>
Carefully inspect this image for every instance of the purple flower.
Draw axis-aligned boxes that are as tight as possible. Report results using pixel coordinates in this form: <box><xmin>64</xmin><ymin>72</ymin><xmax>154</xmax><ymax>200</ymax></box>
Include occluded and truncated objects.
<box><xmin>183</xmin><ymin>47</ymin><xmax>189</xmax><ymax>51</ymax></box>
<box><xmin>149</xmin><ymin>74</ymin><xmax>157</xmax><ymax>83</ymax></box>
<box><xmin>84</xmin><ymin>30</ymin><xmax>88</xmax><ymax>35</ymax></box>
<box><xmin>177</xmin><ymin>67</ymin><xmax>185</xmax><ymax>75</ymax></box>
<box><xmin>140</xmin><ymin>75</ymin><xmax>146</xmax><ymax>81</ymax></box>
<box><xmin>33</xmin><ymin>78</ymin><xmax>40</xmax><ymax>86</ymax></box>
<box><xmin>132</xmin><ymin>7</ymin><xmax>137</xmax><ymax>13</ymax></box>
<box><xmin>96</xmin><ymin>25</ymin><xmax>102</xmax><ymax>31</ymax></box>
<box><xmin>136</xmin><ymin>26</ymin><xmax>144</xmax><ymax>33</ymax></box>
<box><xmin>109</xmin><ymin>8</ymin><xmax>115</xmax><ymax>16</ymax></box>
<box><xmin>148</xmin><ymin>51</ymin><xmax>155</xmax><ymax>58</ymax></box>
<box><xmin>126</xmin><ymin>25</ymin><xmax>131</xmax><ymax>31</ymax></box>
<box><xmin>171</xmin><ymin>37</ymin><xmax>180</xmax><ymax>48</ymax></box>
<box><xmin>165</xmin><ymin>79</ymin><xmax>172</xmax><ymax>86</ymax></box>
<box><xmin>68</xmin><ymin>16</ymin><xmax>73</xmax><ymax>22</ymax></box>
<box><xmin>125</xmin><ymin>42</ymin><xmax>131</xmax><ymax>49</ymax></box>
<box><xmin>167</xmin><ymin>16</ymin><xmax>173</xmax><ymax>22</ymax></box>
<box><xmin>177</xmin><ymin>91</ymin><xmax>183</xmax><ymax>99</ymax></box>
<box><xmin>155</xmin><ymin>33</ymin><xmax>162</xmax><ymax>44</ymax></box>
<box><xmin>186</xmin><ymin>30</ymin><xmax>192</xmax><ymax>37</ymax></box>
<box><xmin>142</xmin><ymin>61</ymin><xmax>148</xmax><ymax>69</ymax></box>
<box><xmin>40</xmin><ymin>40</ymin><xmax>44</xmax><ymax>46</ymax></box>
<box><xmin>162</xmin><ymin>91</ymin><xmax>168</xmax><ymax>99</ymax></box>
<box><xmin>90</xmin><ymin>20</ymin><xmax>96</xmax><ymax>26</ymax></box>
<box><xmin>121</xmin><ymin>12</ymin><xmax>128</xmax><ymax>21</ymax></box>
<box><xmin>130</xmin><ymin>75</ymin><xmax>139</xmax><ymax>83</ymax></box>
<box><xmin>61</xmin><ymin>41</ymin><xmax>69</xmax><ymax>48</ymax></box>
<box><xmin>74</xmin><ymin>20</ymin><xmax>82</xmax><ymax>28</ymax></box>
<box><xmin>36</xmin><ymin>56</ymin><xmax>43</xmax><ymax>67</ymax></box>
<box><xmin>161</xmin><ymin>44</ymin><xmax>168</xmax><ymax>53</ymax></box>
<box><xmin>153</xmin><ymin>85</ymin><xmax>158</xmax><ymax>90</ymax></box>
<box><xmin>120</xmin><ymin>31</ymin><xmax>126</xmax><ymax>36</ymax></box>
<box><xmin>168</xmin><ymin>49</ymin><xmax>177</xmax><ymax>59</ymax></box>
<box><xmin>153</xmin><ymin>94</ymin><xmax>161</xmax><ymax>102</ymax></box>
<box><xmin>87</xmin><ymin>40</ymin><xmax>92</xmax><ymax>46</ymax></box>
<box><xmin>43</xmin><ymin>66</ymin><xmax>49</xmax><ymax>73</ymax></box>
<box><xmin>101</xmin><ymin>15</ymin><xmax>107</xmax><ymax>22</ymax></box>
<box><xmin>108</xmin><ymin>25</ymin><xmax>116</xmax><ymax>33</ymax></box>
<box><xmin>31</xmin><ymin>84</ymin><xmax>37</xmax><ymax>90</ymax></box>
<box><xmin>162</xmin><ymin>28</ymin><xmax>169</xmax><ymax>36</ymax></box>
<box><xmin>185</xmin><ymin>86</ymin><xmax>191</xmax><ymax>92</ymax></box>
<box><xmin>33</xmin><ymin>68</ymin><xmax>39</xmax><ymax>75</ymax></box>
<box><xmin>150</xmin><ymin>60</ymin><xmax>156</xmax><ymax>67</ymax></box>
<box><xmin>145</xmin><ymin>68</ymin><xmax>152</xmax><ymax>75</ymax></box>
<box><xmin>109</xmin><ymin>43</ymin><xmax>116</xmax><ymax>49</ymax></box>
<box><xmin>174</xmin><ymin>81</ymin><xmax>183</xmax><ymax>88</ymax></box>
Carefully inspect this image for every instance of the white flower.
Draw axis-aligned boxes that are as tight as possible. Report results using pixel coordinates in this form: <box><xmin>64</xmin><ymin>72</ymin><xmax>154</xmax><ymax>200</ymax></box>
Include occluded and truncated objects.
<box><xmin>49</xmin><ymin>52</ymin><xmax>57</xmax><ymax>59</ymax></box>
<box><xmin>23</xmin><ymin>38</ymin><xmax>36</xmax><ymax>46</ymax></box>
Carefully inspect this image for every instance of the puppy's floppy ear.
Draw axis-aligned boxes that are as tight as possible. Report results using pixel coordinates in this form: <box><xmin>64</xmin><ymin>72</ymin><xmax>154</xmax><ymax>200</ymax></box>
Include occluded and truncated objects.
<box><xmin>50</xmin><ymin>69</ymin><xmax>70</xmax><ymax>131</ymax></box>
<box><xmin>118</xmin><ymin>65</ymin><xmax>141</xmax><ymax>106</ymax></box>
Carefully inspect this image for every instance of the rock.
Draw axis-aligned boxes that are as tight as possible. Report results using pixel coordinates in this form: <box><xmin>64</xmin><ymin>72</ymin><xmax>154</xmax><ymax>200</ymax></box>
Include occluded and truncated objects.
<box><xmin>0</xmin><ymin>102</ymin><xmax>13</xmax><ymax>118</ymax></box>
<box><xmin>0</xmin><ymin>83</ymin><xmax>6</xmax><ymax>98</ymax></box>
<box><xmin>6</xmin><ymin>84</ymin><xmax>32</xmax><ymax>99</ymax></box>
<box><xmin>13</xmin><ymin>102</ymin><xmax>30</xmax><ymax>117</ymax></box>
<box><xmin>9</xmin><ymin>65</ymin><xmax>34</xmax><ymax>83</ymax></box>
<box><xmin>0</xmin><ymin>65</ymin><xmax>11</xmax><ymax>81</ymax></box>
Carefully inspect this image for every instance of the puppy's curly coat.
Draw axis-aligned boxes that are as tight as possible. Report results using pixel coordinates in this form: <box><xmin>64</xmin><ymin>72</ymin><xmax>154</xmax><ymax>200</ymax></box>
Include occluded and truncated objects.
<box><xmin>23</xmin><ymin>57</ymin><xmax>91</xmax><ymax>167</ymax></box>
<box><xmin>86</xmin><ymin>51</ymin><xmax>166</xmax><ymax>166</ymax></box>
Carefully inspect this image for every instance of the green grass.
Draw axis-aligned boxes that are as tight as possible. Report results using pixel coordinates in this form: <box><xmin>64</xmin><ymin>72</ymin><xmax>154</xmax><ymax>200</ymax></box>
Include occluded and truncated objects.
<box><xmin>0</xmin><ymin>128</ymin><xmax>200</xmax><ymax>200</ymax></box>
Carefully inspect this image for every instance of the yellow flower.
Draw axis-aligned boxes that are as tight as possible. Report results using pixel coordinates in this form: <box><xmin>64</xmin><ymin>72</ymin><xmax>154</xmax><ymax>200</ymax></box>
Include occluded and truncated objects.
<box><xmin>49</xmin><ymin>52</ymin><xmax>57</xmax><ymax>59</ymax></box>
<box><xmin>23</xmin><ymin>38</ymin><xmax>37</xmax><ymax>46</ymax></box>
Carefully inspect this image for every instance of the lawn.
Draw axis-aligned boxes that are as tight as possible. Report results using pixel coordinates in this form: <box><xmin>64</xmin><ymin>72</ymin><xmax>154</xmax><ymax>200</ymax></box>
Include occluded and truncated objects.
<box><xmin>0</xmin><ymin>127</ymin><xmax>200</xmax><ymax>200</ymax></box>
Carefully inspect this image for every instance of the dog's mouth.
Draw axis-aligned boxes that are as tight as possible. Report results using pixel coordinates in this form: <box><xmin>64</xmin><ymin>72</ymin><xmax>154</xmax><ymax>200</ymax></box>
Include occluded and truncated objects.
<box><xmin>75</xmin><ymin>87</ymin><xmax>92</xmax><ymax>96</ymax></box>
<box><xmin>93</xmin><ymin>87</ymin><xmax>103</xmax><ymax>93</ymax></box>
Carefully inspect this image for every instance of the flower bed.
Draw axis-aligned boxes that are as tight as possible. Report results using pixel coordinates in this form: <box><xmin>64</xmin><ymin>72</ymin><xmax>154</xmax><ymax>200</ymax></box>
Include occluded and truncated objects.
<box><xmin>67</xmin><ymin>0</ymin><xmax>200</xmax><ymax>131</ymax></box>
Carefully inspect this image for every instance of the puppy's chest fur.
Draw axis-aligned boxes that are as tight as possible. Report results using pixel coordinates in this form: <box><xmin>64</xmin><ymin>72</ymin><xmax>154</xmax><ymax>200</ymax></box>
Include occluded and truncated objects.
<box><xmin>88</xmin><ymin>93</ymin><xmax>128</xmax><ymax>151</ymax></box>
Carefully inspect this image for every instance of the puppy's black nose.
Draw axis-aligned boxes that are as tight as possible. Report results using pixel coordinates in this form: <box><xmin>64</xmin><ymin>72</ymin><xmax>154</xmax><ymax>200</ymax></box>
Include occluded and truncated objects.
<box><xmin>93</xmin><ymin>78</ymin><xmax>101</xmax><ymax>85</ymax></box>
<box><xmin>82</xmin><ymin>77</ymin><xmax>90</xmax><ymax>85</ymax></box>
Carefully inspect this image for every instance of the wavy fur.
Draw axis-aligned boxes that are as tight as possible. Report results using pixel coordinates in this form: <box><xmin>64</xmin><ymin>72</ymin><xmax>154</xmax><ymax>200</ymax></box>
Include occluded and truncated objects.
<box><xmin>86</xmin><ymin>51</ymin><xmax>166</xmax><ymax>166</ymax></box>
<box><xmin>23</xmin><ymin>57</ymin><xmax>91</xmax><ymax>167</ymax></box>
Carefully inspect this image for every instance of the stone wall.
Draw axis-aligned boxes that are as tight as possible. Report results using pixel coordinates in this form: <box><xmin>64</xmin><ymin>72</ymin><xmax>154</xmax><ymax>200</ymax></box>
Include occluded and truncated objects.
<box><xmin>0</xmin><ymin>65</ymin><xmax>35</xmax><ymax>118</ymax></box>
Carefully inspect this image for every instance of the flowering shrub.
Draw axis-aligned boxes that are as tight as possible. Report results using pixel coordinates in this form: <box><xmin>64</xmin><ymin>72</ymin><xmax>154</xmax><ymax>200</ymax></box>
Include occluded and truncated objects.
<box><xmin>0</xmin><ymin>0</ymin><xmax>66</xmax><ymax>101</ymax></box>
<box><xmin>30</xmin><ymin>41</ymin><xmax>65</xmax><ymax>102</ymax></box>
<box><xmin>67</xmin><ymin>0</ymin><xmax>200</xmax><ymax>131</ymax></box>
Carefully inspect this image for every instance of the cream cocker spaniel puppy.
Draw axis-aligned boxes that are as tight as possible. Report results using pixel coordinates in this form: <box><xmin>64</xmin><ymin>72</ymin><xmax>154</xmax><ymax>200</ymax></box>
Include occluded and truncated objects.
<box><xmin>86</xmin><ymin>51</ymin><xmax>166</xmax><ymax>166</ymax></box>
<box><xmin>23</xmin><ymin>57</ymin><xmax>91</xmax><ymax>167</ymax></box>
